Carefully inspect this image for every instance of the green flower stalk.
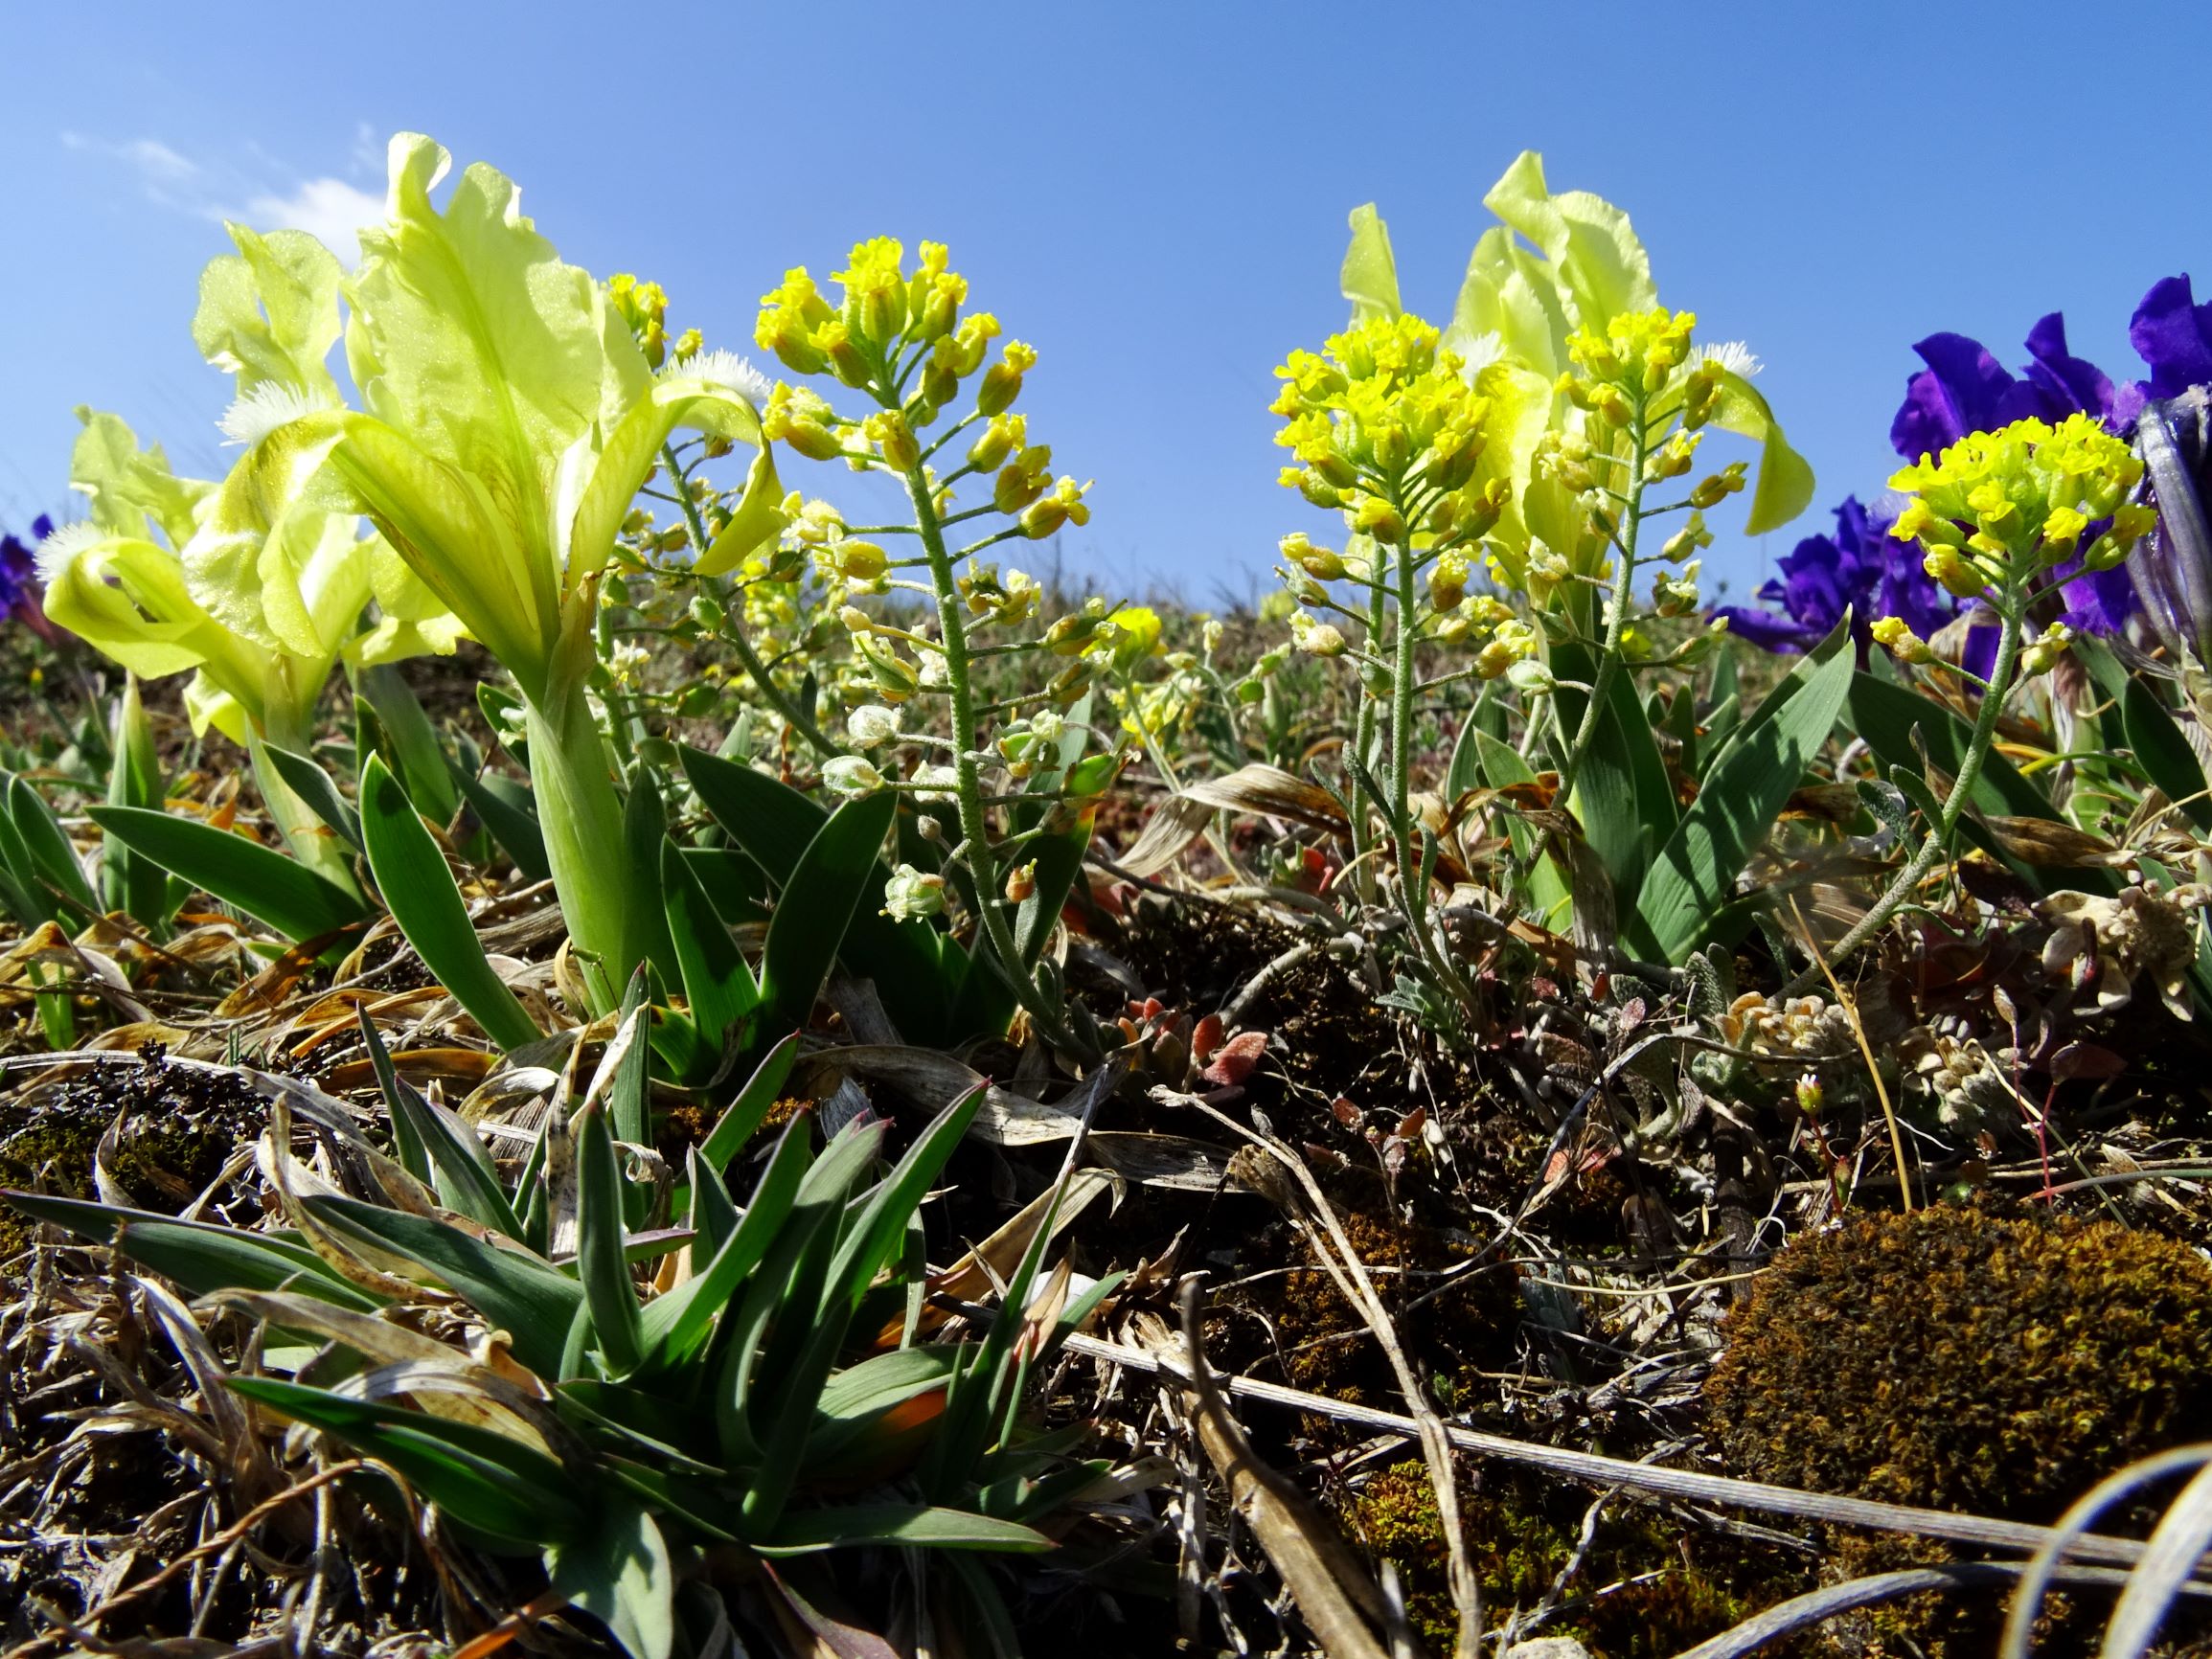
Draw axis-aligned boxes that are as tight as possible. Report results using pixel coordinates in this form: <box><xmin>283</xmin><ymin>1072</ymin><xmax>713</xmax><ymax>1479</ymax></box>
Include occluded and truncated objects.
<box><xmin>1799</xmin><ymin>413</ymin><xmax>2152</xmax><ymax>990</ymax></box>
<box><xmin>1271</xmin><ymin>308</ymin><xmax>1510</xmax><ymax>994</ymax></box>
<box><xmin>241</xmin><ymin>135</ymin><xmax>783</xmax><ymax>1011</ymax></box>
<box><xmin>751</xmin><ymin>237</ymin><xmax>1113</xmax><ymax>1045</ymax></box>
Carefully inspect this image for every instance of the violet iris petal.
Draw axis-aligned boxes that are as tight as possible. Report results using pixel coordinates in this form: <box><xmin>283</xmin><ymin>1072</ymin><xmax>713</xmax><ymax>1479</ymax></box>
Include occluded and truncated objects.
<box><xmin>1710</xmin><ymin>496</ymin><xmax>1945</xmax><ymax>662</ymax></box>
<box><xmin>1</xmin><ymin>517</ymin><xmax>56</xmax><ymax>632</ymax></box>
<box><xmin>2053</xmin><ymin>558</ymin><xmax>2137</xmax><ymax>636</ymax></box>
<box><xmin>1962</xmin><ymin>624</ymin><xmax>2000</xmax><ymax>682</ymax></box>
<box><xmin>2021</xmin><ymin>313</ymin><xmax>2134</xmax><ymax>429</ymax></box>
<box><xmin>0</xmin><ymin>534</ymin><xmax>34</xmax><ymax>616</ymax></box>
<box><xmin>1890</xmin><ymin>317</ymin><xmax>2139</xmax><ymax>464</ymax></box>
<box><xmin>2131</xmin><ymin>275</ymin><xmax>2212</xmax><ymax>401</ymax></box>
<box><xmin>1709</xmin><ymin>600</ymin><xmax>1821</xmax><ymax>654</ymax></box>
<box><xmin>1891</xmin><ymin>333</ymin><xmax>2039</xmax><ymax>461</ymax></box>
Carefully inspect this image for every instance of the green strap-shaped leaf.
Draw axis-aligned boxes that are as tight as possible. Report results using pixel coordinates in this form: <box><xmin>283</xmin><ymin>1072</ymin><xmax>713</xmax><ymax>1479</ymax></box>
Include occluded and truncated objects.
<box><xmin>1548</xmin><ymin>640</ymin><xmax>1676</xmax><ymax>905</ymax></box>
<box><xmin>823</xmin><ymin>1086</ymin><xmax>983</xmax><ymax>1322</ymax></box>
<box><xmin>638</xmin><ymin>1114</ymin><xmax>812</xmax><ymax>1371</ymax></box>
<box><xmin>103</xmin><ymin>676</ymin><xmax>169</xmax><ymax>928</ymax></box>
<box><xmin>680</xmin><ymin>745</ymin><xmax>959</xmax><ymax>1043</ymax></box>
<box><xmin>696</xmin><ymin>1030</ymin><xmax>802</xmax><ymax>1172</ymax></box>
<box><xmin>759</xmin><ymin>790</ymin><xmax>899</xmax><ymax>1033</ymax></box>
<box><xmin>2123</xmin><ymin>678</ymin><xmax>2212</xmax><ymax>831</ymax></box>
<box><xmin>355</xmin><ymin>1011</ymin><xmax>523</xmax><ymax>1238</ymax></box>
<box><xmin>661</xmin><ymin>838</ymin><xmax>760</xmax><ymax>1063</ymax></box>
<box><xmin>1631</xmin><ymin>617</ymin><xmax>1856</xmax><ymax>964</ymax></box>
<box><xmin>545</xmin><ymin>1497</ymin><xmax>675</xmax><ymax>1659</ymax></box>
<box><xmin>757</xmin><ymin>1504</ymin><xmax>1052</xmax><ymax>1557</ymax></box>
<box><xmin>355</xmin><ymin>662</ymin><xmax>462</xmax><ymax>825</ymax></box>
<box><xmin>358</xmin><ymin>754</ymin><xmax>539</xmax><ymax>1052</ymax></box>
<box><xmin>5</xmin><ymin>774</ymin><xmax>97</xmax><ymax>920</ymax></box>
<box><xmin>86</xmin><ymin>805</ymin><xmax>367</xmax><ymax>943</ymax></box>
<box><xmin>447</xmin><ymin>759</ymin><xmax>550</xmax><ymax>881</ymax></box>
<box><xmin>229</xmin><ymin>1376</ymin><xmax>587</xmax><ymax>1550</ymax></box>
<box><xmin>716</xmin><ymin>1120</ymin><xmax>883</xmax><ymax>1469</ymax></box>
<box><xmin>1472</xmin><ymin>729</ymin><xmax>1571</xmax><ymax>930</ymax></box>
<box><xmin>3</xmin><ymin>1191</ymin><xmax>385</xmax><ymax>1309</ymax></box>
<box><xmin>257</xmin><ymin>742</ymin><xmax>363</xmax><ymax>851</ymax></box>
<box><xmin>575</xmin><ymin>1102</ymin><xmax>644</xmax><ymax>1375</ymax></box>
<box><xmin>302</xmin><ymin>1194</ymin><xmax>581</xmax><ymax>1376</ymax></box>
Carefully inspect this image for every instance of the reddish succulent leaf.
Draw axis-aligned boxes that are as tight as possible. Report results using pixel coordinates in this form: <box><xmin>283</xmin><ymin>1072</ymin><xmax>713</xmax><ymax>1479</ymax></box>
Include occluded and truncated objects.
<box><xmin>1200</xmin><ymin>1031</ymin><xmax>1268</xmax><ymax>1087</ymax></box>
<box><xmin>1191</xmin><ymin>1014</ymin><xmax>1225</xmax><ymax>1063</ymax></box>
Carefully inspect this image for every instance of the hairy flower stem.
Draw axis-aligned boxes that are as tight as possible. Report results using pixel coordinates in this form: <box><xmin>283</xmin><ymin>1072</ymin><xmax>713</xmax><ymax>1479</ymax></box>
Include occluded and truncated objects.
<box><xmin>1781</xmin><ymin>602</ymin><xmax>2025</xmax><ymax>997</ymax></box>
<box><xmin>901</xmin><ymin>464</ymin><xmax>1078</xmax><ymax>1049</ymax></box>
<box><xmin>1391</xmin><ymin>538</ymin><xmax>1418</xmax><ymax>846</ymax></box>
<box><xmin>661</xmin><ymin>443</ymin><xmax>843</xmax><ymax>760</ymax></box>
<box><xmin>1553</xmin><ymin>401</ymin><xmax>1652</xmax><ymax>810</ymax></box>
<box><xmin>1350</xmin><ymin>566</ymin><xmax>1391</xmax><ymax>903</ymax></box>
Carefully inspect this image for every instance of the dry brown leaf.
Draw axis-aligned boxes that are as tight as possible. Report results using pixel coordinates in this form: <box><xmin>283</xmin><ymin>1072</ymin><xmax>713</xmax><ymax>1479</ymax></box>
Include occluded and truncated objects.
<box><xmin>1179</xmin><ymin>763</ymin><xmax>1349</xmax><ymax>836</ymax></box>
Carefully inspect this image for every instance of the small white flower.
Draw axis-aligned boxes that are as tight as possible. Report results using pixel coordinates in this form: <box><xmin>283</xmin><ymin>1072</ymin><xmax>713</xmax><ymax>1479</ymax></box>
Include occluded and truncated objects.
<box><xmin>846</xmin><ymin>705</ymin><xmax>900</xmax><ymax>747</ymax></box>
<box><xmin>881</xmin><ymin>863</ymin><xmax>946</xmax><ymax>922</ymax></box>
<box><xmin>822</xmin><ymin>755</ymin><xmax>885</xmax><ymax>795</ymax></box>
<box><xmin>910</xmin><ymin>763</ymin><xmax>960</xmax><ymax>803</ymax></box>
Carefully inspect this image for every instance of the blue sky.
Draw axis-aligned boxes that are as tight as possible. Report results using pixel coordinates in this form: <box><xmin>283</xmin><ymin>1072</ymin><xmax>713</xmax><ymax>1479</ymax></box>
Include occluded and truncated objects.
<box><xmin>6</xmin><ymin>0</ymin><xmax>2211</xmax><ymax>611</ymax></box>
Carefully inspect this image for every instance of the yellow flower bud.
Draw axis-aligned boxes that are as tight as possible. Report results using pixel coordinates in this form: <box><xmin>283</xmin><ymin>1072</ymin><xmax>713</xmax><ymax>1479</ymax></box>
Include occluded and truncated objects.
<box><xmin>835</xmin><ymin>540</ymin><xmax>889</xmax><ymax>580</ymax></box>
<box><xmin>864</xmin><ymin>410</ymin><xmax>921</xmax><ymax>472</ymax></box>
<box><xmin>2020</xmin><ymin>623</ymin><xmax>2075</xmax><ymax>675</ymax></box>
<box><xmin>812</xmin><ymin>319</ymin><xmax>872</xmax><ymax>388</ymax></box>
<box><xmin>969</xmin><ymin>416</ymin><xmax>1022</xmax><ymax>472</ymax></box>
<box><xmin>1429</xmin><ymin>552</ymin><xmax>1468</xmax><ymax>612</ymax></box>
<box><xmin>1021</xmin><ymin>496</ymin><xmax>1069</xmax><ymax>539</ymax></box>
<box><xmin>1687</xmin><ymin>463</ymin><xmax>1748</xmax><ymax>511</ymax></box>
<box><xmin>1923</xmin><ymin>547</ymin><xmax>1988</xmax><ymax>599</ymax></box>
<box><xmin>1351</xmin><ymin>493</ymin><xmax>1406</xmax><ymax>544</ymax></box>
<box><xmin>977</xmin><ymin>341</ymin><xmax>1038</xmax><ymax>416</ymax></box>
<box><xmin>1289</xmin><ymin>610</ymin><xmax>1346</xmax><ymax>657</ymax></box>
<box><xmin>1279</xmin><ymin>532</ymin><xmax>1345</xmax><ymax>580</ymax></box>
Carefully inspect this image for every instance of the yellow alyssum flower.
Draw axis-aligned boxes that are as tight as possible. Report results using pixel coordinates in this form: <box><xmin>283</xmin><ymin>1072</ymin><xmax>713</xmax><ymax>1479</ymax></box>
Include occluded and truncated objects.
<box><xmin>1270</xmin><ymin>310</ymin><xmax>1502</xmax><ymax>549</ymax></box>
<box><xmin>1888</xmin><ymin>413</ymin><xmax>2150</xmax><ymax>593</ymax></box>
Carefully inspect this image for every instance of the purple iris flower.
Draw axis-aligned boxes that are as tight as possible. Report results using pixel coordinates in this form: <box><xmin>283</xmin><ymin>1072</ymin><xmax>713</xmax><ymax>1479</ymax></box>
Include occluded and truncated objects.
<box><xmin>1</xmin><ymin>514</ymin><xmax>56</xmax><ymax>639</ymax></box>
<box><xmin>1712</xmin><ymin>496</ymin><xmax>1949</xmax><ymax>663</ymax></box>
<box><xmin>2131</xmin><ymin>275</ymin><xmax>2212</xmax><ymax>402</ymax></box>
<box><xmin>1890</xmin><ymin>314</ymin><xmax>2142</xmax><ymax>464</ymax></box>
<box><xmin>1891</xmin><ymin>315</ymin><xmax>2155</xmax><ymax>641</ymax></box>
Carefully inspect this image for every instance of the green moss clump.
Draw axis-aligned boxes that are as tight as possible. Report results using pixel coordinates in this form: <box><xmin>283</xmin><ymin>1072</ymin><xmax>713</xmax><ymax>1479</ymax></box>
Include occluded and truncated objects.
<box><xmin>1706</xmin><ymin>1204</ymin><xmax>2212</xmax><ymax>1521</ymax></box>
<box><xmin>1339</xmin><ymin>1463</ymin><xmax>1808</xmax><ymax>1657</ymax></box>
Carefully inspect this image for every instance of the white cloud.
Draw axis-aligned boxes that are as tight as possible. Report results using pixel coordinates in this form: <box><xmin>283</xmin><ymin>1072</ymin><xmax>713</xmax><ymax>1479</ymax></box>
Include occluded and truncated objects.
<box><xmin>60</xmin><ymin>128</ymin><xmax>389</xmax><ymax>263</ymax></box>
<box><xmin>243</xmin><ymin>176</ymin><xmax>385</xmax><ymax>265</ymax></box>
<box><xmin>60</xmin><ymin>131</ymin><xmax>202</xmax><ymax>201</ymax></box>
